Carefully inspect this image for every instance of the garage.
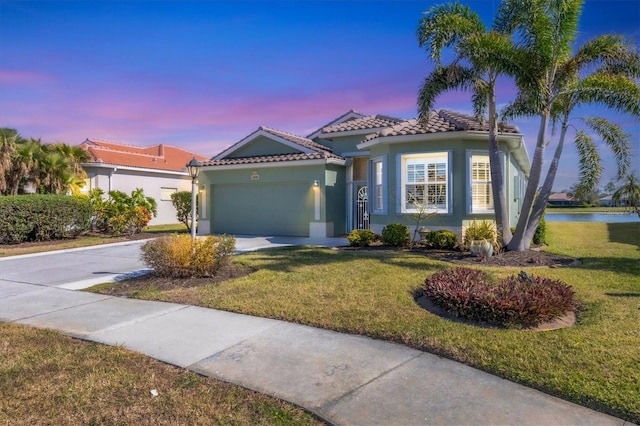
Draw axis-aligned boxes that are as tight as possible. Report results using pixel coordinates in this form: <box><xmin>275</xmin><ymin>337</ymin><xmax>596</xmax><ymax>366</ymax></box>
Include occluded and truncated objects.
<box><xmin>211</xmin><ymin>182</ymin><xmax>313</xmax><ymax>236</ymax></box>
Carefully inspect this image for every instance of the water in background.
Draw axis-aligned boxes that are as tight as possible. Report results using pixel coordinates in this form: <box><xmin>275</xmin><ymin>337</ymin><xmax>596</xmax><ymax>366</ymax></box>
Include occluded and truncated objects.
<box><xmin>546</xmin><ymin>212</ymin><xmax>640</xmax><ymax>223</ymax></box>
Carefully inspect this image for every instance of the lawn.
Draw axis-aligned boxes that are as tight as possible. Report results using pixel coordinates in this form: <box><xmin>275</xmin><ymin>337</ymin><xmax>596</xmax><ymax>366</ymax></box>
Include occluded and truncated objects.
<box><xmin>0</xmin><ymin>223</ymin><xmax>186</xmax><ymax>258</ymax></box>
<box><xmin>90</xmin><ymin>222</ymin><xmax>640</xmax><ymax>423</ymax></box>
<box><xmin>0</xmin><ymin>323</ymin><xmax>324</xmax><ymax>425</ymax></box>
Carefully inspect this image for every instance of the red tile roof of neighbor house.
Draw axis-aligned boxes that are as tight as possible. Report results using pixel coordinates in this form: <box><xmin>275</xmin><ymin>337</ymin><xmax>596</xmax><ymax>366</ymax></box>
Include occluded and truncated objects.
<box><xmin>79</xmin><ymin>138</ymin><xmax>209</xmax><ymax>172</ymax></box>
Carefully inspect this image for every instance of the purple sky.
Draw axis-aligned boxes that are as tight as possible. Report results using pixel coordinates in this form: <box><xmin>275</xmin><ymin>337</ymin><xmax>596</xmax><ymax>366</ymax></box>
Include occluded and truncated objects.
<box><xmin>1</xmin><ymin>0</ymin><xmax>638</xmax><ymax>190</ymax></box>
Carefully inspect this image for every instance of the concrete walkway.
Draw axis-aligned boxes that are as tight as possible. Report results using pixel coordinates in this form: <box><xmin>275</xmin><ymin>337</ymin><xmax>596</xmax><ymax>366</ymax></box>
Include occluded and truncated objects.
<box><xmin>0</xmin><ymin>239</ymin><xmax>631</xmax><ymax>425</ymax></box>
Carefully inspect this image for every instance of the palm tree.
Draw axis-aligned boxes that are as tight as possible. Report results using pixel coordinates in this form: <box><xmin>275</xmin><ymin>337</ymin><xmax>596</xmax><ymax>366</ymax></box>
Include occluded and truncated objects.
<box><xmin>416</xmin><ymin>1</ymin><xmax>523</xmax><ymax>246</ymax></box>
<box><xmin>0</xmin><ymin>128</ymin><xmax>21</xmax><ymax>194</ymax></box>
<box><xmin>5</xmin><ymin>137</ymin><xmax>41</xmax><ymax>195</ymax></box>
<box><xmin>612</xmin><ymin>172</ymin><xmax>640</xmax><ymax>217</ymax></box>
<box><xmin>499</xmin><ymin>0</ymin><xmax>640</xmax><ymax>250</ymax></box>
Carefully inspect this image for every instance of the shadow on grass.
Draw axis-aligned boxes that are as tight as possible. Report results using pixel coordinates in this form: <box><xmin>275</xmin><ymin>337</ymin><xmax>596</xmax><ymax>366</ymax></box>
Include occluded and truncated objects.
<box><xmin>235</xmin><ymin>246</ymin><xmax>451</xmax><ymax>274</ymax></box>
<box><xmin>605</xmin><ymin>292</ymin><xmax>640</xmax><ymax>298</ymax></box>
<box><xmin>606</xmin><ymin>222</ymin><xmax>640</xmax><ymax>250</ymax></box>
<box><xmin>575</xmin><ymin>256</ymin><xmax>640</xmax><ymax>275</ymax></box>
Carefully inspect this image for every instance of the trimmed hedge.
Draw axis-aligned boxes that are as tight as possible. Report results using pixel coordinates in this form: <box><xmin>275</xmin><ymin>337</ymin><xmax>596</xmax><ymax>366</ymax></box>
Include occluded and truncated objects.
<box><xmin>423</xmin><ymin>230</ymin><xmax>458</xmax><ymax>250</ymax></box>
<box><xmin>347</xmin><ymin>229</ymin><xmax>377</xmax><ymax>247</ymax></box>
<box><xmin>424</xmin><ymin>267</ymin><xmax>576</xmax><ymax>328</ymax></box>
<box><xmin>381</xmin><ymin>223</ymin><xmax>410</xmax><ymax>247</ymax></box>
<box><xmin>0</xmin><ymin>195</ymin><xmax>93</xmax><ymax>244</ymax></box>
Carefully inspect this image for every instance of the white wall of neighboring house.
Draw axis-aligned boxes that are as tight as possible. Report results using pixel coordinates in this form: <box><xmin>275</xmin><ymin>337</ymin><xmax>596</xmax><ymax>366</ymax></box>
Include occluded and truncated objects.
<box><xmin>81</xmin><ymin>164</ymin><xmax>193</xmax><ymax>226</ymax></box>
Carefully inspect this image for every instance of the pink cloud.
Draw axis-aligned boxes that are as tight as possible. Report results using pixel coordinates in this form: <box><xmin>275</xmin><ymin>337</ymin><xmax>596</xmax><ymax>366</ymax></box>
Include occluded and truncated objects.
<box><xmin>0</xmin><ymin>69</ymin><xmax>54</xmax><ymax>85</ymax></box>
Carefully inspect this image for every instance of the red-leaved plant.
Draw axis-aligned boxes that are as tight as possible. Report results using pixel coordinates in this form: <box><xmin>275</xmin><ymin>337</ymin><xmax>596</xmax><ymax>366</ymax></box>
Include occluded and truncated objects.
<box><xmin>424</xmin><ymin>267</ymin><xmax>576</xmax><ymax>328</ymax></box>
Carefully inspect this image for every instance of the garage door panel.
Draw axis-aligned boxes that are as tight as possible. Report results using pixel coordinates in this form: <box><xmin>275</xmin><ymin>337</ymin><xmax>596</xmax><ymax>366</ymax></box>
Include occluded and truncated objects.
<box><xmin>212</xmin><ymin>183</ymin><xmax>310</xmax><ymax>236</ymax></box>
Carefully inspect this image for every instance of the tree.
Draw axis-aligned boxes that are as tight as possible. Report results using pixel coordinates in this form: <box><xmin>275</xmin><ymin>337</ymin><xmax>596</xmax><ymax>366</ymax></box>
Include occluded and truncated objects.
<box><xmin>170</xmin><ymin>191</ymin><xmax>197</xmax><ymax>233</ymax></box>
<box><xmin>0</xmin><ymin>128</ymin><xmax>21</xmax><ymax>194</ymax></box>
<box><xmin>612</xmin><ymin>172</ymin><xmax>640</xmax><ymax>217</ymax></box>
<box><xmin>416</xmin><ymin>1</ymin><xmax>526</xmax><ymax>246</ymax></box>
<box><xmin>499</xmin><ymin>0</ymin><xmax>640</xmax><ymax>250</ymax></box>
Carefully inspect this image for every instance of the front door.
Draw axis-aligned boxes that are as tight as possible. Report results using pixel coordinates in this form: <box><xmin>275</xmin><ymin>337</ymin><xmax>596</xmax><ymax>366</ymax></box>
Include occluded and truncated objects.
<box><xmin>354</xmin><ymin>183</ymin><xmax>369</xmax><ymax>229</ymax></box>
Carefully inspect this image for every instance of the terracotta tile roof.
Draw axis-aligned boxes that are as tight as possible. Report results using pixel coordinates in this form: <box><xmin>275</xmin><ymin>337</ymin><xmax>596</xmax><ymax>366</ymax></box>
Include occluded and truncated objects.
<box><xmin>80</xmin><ymin>138</ymin><xmax>209</xmax><ymax>172</ymax></box>
<box><xmin>364</xmin><ymin>110</ymin><xmax>520</xmax><ymax>142</ymax></box>
<box><xmin>322</xmin><ymin>114</ymin><xmax>405</xmax><ymax>134</ymax></box>
<box><xmin>203</xmin><ymin>152</ymin><xmax>340</xmax><ymax>166</ymax></box>
<box><xmin>205</xmin><ymin>125</ymin><xmax>344</xmax><ymax>166</ymax></box>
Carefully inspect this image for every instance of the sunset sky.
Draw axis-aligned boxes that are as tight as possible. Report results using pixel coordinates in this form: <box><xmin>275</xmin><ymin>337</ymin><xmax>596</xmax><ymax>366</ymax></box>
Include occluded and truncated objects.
<box><xmin>1</xmin><ymin>0</ymin><xmax>638</xmax><ymax>190</ymax></box>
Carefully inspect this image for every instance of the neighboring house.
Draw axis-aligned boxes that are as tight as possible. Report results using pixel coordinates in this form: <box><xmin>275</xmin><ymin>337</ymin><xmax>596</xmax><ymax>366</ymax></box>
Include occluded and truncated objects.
<box><xmin>79</xmin><ymin>139</ymin><xmax>209</xmax><ymax>225</ymax></box>
<box><xmin>196</xmin><ymin>110</ymin><xmax>531</xmax><ymax>238</ymax></box>
<box><xmin>547</xmin><ymin>192</ymin><xmax>580</xmax><ymax>207</ymax></box>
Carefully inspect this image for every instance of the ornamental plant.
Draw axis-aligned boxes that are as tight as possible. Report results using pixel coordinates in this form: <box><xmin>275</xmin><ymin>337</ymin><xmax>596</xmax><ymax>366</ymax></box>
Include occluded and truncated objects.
<box><xmin>141</xmin><ymin>234</ymin><xmax>236</xmax><ymax>278</ymax></box>
<box><xmin>422</xmin><ymin>230</ymin><xmax>458</xmax><ymax>250</ymax></box>
<box><xmin>89</xmin><ymin>188</ymin><xmax>157</xmax><ymax>236</ymax></box>
<box><xmin>381</xmin><ymin>223</ymin><xmax>410</xmax><ymax>247</ymax></box>
<box><xmin>347</xmin><ymin>229</ymin><xmax>376</xmax><ymax>247</ymax></box>
<box><xmin>424</xmin><ymin>267</ymin><xmax>576</xmax><ymax>328</ymax></box>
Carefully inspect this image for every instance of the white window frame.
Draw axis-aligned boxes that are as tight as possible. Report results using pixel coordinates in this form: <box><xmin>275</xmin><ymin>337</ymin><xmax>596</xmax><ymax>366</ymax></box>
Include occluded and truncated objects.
<box><xmin>467</xmin><ymin>151</ymin><xmax>494</xmax><ymax>214</ymax></box>
<box><xmin>398</xmin><ymin>152</ymin><xmax>451</xmax><ymax>214</ymax></box>
<box><xmin>370</xmin><ymin>156</ymin><xmax>387</xmax><ymax>214</ymax></box>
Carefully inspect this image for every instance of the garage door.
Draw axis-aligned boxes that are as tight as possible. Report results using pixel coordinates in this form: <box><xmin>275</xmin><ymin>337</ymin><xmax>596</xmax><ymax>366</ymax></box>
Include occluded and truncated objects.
<box><xmin>211</xmin><ymin>182</ymin><xmax>311</xmax><ymax>236</ymax></box>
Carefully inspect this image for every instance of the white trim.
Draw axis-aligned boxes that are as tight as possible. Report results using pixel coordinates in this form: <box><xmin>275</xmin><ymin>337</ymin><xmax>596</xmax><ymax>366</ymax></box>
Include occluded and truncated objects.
<box><xmin>82</xmin><ymin>162</ymin><xmax>190</xmax><ymax>177</ymax></box>
<box><xmin>396</xmin><ymin>151</ymin><xmax>452</xmax><ymax>215</ymax></box>
<box><xmin>369</xmin><ymin>155</ymin><xmax>387</xmax><ymax>214</ymax></box>
<box><xmin>342</xmin><ymin>151</ymin><xmax>370</xmax><ymax>157</ymax></box>
<box><xmin>214</xmin><ymin>128</ymin><xmax>315</xmax><ymax>160</ymax></box>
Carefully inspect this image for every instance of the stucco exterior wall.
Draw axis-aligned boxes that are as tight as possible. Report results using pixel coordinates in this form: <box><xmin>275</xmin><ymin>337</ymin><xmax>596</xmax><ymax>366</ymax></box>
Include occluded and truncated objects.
<box><xmin>83</xmin><ymin>165</ymin><xmax>191</xmax><ymax>226</ymax></box>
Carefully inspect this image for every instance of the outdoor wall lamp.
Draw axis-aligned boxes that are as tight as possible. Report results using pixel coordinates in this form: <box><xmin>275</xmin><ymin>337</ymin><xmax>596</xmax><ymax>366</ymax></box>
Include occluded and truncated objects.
<box><xmin>313</xmin><ymin>180</ymin><xmax>320</xmax><ymax>187</ymax></box>
<box><xmin>186</xmin><ymin>157</ymin><xmax>201</xmax><ymax>241</ymax></box>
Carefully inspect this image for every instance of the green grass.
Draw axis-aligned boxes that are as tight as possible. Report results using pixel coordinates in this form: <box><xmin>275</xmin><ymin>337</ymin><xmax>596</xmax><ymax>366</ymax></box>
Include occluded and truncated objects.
<box><xmin>92</xmin><ymin>222</ymin><xmax>640</xmax><ymax>423</ymax></box>
<box><xmin>0</xmin><ymin>323</ymin><xmax>324</xmax><ymax>425</ymax></box>
<box><xmin>144</xmin><ymin>223</ymin><xmax>189</xmax><ymax>233</ymax></box>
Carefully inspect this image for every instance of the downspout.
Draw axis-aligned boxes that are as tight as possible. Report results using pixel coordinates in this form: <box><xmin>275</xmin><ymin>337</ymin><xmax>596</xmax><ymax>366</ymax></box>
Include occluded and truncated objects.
<box><xmin>109</xmin><ymin>167</ymin><xmax>117</xmax><ymax>193</ymax></box>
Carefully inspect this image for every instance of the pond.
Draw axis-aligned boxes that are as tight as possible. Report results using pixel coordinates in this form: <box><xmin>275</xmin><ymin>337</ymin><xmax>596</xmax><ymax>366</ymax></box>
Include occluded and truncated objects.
<box><xmin>546</xmin><ymin>212</ymin><xmax>640</xmax><ymax>223</ymax></box>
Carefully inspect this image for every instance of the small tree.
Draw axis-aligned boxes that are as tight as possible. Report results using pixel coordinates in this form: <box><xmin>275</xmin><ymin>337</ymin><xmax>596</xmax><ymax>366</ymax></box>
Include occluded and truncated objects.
<box><xmin>406</xmin><ymin>193</ymin><xmax>438</xmax><ymax>247</ymax></box>
<box><xmin>89</xmin><ymin>188</ymin><xmax>157</xmax><ymax>236</ymax></box>
<box><xmin>612</xmin><ymin>172</ymin><xmax>640</xmax><ymax>217</ymax></box>
<box><xmin>171</xmin><ymin>191</ymin><xmax>197</xmax><ymax>232</ymax></box>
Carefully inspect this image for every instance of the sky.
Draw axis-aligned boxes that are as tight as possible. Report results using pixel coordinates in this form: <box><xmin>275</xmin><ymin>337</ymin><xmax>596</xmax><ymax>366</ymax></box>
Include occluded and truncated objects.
<box><xmin>1</xmin><ymin>0</ymin><xmax>639</xmax><ymax>191</ymax></box>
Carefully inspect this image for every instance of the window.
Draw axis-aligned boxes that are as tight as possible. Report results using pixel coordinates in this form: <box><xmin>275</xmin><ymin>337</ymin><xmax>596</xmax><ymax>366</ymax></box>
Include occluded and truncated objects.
<box><xmin>400</xmin><ymin>153</ymin><xmax>449</xmax><ymax>213</ymax></box>
<box><xmin>160</xmin><ymin>187</ymin><xmax>177</xmax><ymax>201</ymax></box>
<box><xmin>370</xmin><ymin>156</ymin><xmax>386</xmax><ymax>213</ymax></box>
<box><xmin>470</xmin><ymin>154</ymin><xmax>494</xmax><ymax>212</ymax></box>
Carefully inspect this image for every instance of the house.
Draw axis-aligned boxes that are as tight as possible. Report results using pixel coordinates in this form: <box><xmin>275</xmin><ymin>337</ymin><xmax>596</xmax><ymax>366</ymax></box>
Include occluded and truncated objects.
<box><xmin>196</xmin><ymin>110</ymin><xmax>531</xmax><ymax>238</ymax></box>
<box><xmin>78</xmin><ymin>139</ymin><xmax>209</xmax><ymax>225</ymax></box>
<box><xmin>547</xmin><ymin>192</ymin><xmax>580</xmax><ymax>207</ymax></box>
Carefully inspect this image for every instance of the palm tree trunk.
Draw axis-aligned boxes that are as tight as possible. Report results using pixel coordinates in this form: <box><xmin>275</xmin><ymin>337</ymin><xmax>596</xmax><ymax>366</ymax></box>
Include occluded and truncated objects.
<box><xmin>508</xmin><ymin>111</ymin><xmax>549</xmax><ymax>251</ymax></box>
<box><xmin>524</xmin><ymin>119</ymin><xmax>569</xmax><ymax>243</ymax></box>
<box><xmin>487</xmin><ymin>84</ymin><xmax>512</xmax><ymax>246</ymax></box>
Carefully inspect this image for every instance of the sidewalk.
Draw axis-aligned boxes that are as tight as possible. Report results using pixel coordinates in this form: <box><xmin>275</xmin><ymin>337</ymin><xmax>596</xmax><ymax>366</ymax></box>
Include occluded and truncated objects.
<box><xmin>0</xmin><ymin>240</ymin><xmax>630</xmax><ymax>425</ymax></box>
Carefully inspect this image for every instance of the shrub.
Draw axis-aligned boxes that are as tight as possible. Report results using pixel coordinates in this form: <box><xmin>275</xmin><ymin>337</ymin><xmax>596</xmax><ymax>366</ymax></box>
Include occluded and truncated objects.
<box><xmin>90</xmin><ymin>188</ymin><xmax>157</xmax><ymax>236</ymax></box>
<box><xmin>423</xmin><ymin>230</ymin><xmax>458</xmax><ymax>250</ymax></box>
<box><xmin>463</xmin><ymin>220</ymin><xmax>496</xmax><ymax>247</ymax></box>
<box><xmin>347</xmin><ymin>229</ymin><xmax>376</xmax><ymax>247</ymax></box>
<box><xmin>424</xmin><ymin>267</ymin><xmax>576</xmax><ymax>328</ymax></box>
<box><xmin>381</xmin><ymin>223</ymin><xmax>410</xmax><ymax>247</ymax></box>
<box><xmin>0</xmin><ymin>194</ymin><xmax>92</xmax><ymax>244</ymax></box>
<box><xmin>140</xmin><ymin>234</ymin><xmax>236</xmax><ymax>278</ymax></box>
<box><xmin>171</xmin><ymin>191</ymin><xmax>197</xmax><ymax>232</ymax></box>
<box><xmin>533</xmin><ymin>215</ymin><xmax>547</xmax><ymax>245</ymax></box>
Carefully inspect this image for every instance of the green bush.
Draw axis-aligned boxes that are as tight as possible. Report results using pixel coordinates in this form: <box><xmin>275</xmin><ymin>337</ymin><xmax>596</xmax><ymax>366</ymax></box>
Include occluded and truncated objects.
<box><xmin>90</xmin><ymin>188</ymin><xmax>157</xmax><ymax>236</ymax></box>
<box><xmin>533</xmin><ymin>215</ymin><xmax>547</xmax><ymax>245</ymax></box>
<box><xmin>424</xmin><ymin>267</ymin><xmax>576</xmax><ymax>328</ymax></box>
<box><xmin>140</xmin><ymin>234</ymin><xmax>236</xmax><ymax>278</ymax></box>
<box><xmin>347</xmin><ymin>229</ymin><xmax>376</xmax><ymax>247</ymax></box>
<box><xmin>423</xmin><ymin>230</ymin><xmax>458</xmax><ymax>250</ymax></box>
<box><xmin>0</xmin><ymin>194</ymin><xmax>92</xmax><ymax>244</ymax></box>
<box><xmin>170</xmin><ymin>191</ymin><xmax>197</xmax><ymax>232</ymax></box>
<box><xmin>381</xmin><ymin>223</ymin><xmax>410</xmax><ymax>247</ymax></box>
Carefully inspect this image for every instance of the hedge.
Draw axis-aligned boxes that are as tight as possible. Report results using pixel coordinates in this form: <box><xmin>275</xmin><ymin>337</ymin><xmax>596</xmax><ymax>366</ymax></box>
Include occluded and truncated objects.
<box><xmin>0</xmin><ymin>194</ymin><xmax>93</xmax><ymax>244</ymax></box>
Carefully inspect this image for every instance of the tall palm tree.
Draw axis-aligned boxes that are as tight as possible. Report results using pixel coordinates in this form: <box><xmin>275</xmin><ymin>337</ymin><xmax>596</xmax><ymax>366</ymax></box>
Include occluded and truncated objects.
<box><xmin>499</xmin><ymin>0</ymin><xmax>640</xmax><ymax>250</ymax></box>
<box><xmin>416</xmin><ymin>1</ymin><xmax>523</xmax><ymax>246</ymax></box>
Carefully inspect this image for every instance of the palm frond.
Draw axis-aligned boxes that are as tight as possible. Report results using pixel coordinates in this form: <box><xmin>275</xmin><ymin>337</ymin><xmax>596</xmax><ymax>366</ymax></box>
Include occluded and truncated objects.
<box><xmin>574</xmin><ymin>130</ymin><xmax>602</xmax><ymax>195</ymax></box>
<box><xmin>581</xmin><ymin>117</ymin><xmax>631</xmax><ymax>180</ymax></box>
<box><xmin>572</xmin><ymin>73</ymin><xmax>640</xmax><ymax>116</ymax></box>
<box><xmin>417</xmin><ymin>64</ymin><xmax>478</xmax><ymax>123</ymax></box>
